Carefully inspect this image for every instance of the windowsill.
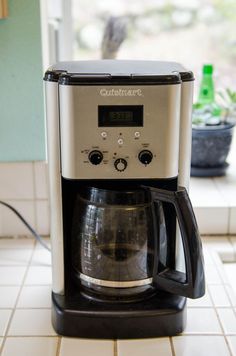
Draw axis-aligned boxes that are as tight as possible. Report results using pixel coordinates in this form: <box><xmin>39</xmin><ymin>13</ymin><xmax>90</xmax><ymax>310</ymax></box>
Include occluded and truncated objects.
<box><xmin>189</xmin><ymin>130</ymin><xmax>236</xmax><ymax>235</ymax></box>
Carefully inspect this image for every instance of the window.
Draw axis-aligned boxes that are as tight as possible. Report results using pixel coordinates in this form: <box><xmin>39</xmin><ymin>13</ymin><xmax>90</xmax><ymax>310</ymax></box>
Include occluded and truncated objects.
<box><xmin>71</xmin><ymin>0</ymin><xmax>236</xmax><ymax>90</ymax></box>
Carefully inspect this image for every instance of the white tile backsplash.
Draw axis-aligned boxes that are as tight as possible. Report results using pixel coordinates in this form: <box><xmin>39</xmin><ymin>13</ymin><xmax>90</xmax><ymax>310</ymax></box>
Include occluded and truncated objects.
<box><xmin>0</xmin><ymin>201</ymin><xmax>36</xmax><ymax>236</ymax></box>
<box><xmin>0</xmin><ymin>237</ymin><xmax>34</xmax><ymax>249</ymax></box>
<box><xmin>213</xmin><ymin>174</ymin><xmax>236</xmax><ymax>207</ymax></box>
<box><xmin>33</xmin><ymin>162</ymin><xmax>49</xmax><ymax>200</ymax></box>
<box><xmin>193</xmin><ymin>207</ymin><xmax>229</xmax><ymax>235</ymax></box>
<box><xmin>189</xmin><ymin>178</ymin><xmax>228</xmax><ymax>208</ymax></box>
<box><xmin>0</xmin><ymin>163</ymin><xmax>34</xmax><ymax>200</ymax></box>
<box><xmin>35</xmin><ymin>200</ymin><xmax>50</xmax><ymax>236</ymax></box>
<box><xmin>229</xmin><ymin>208</ymin><xmax>236</xmax><ymax>234</ymax></box>
<box><xmin>202</xmin><ymin>236</ymin><xmax>233</xmax><ymax>254</ymax></box>
<box><xmin>230</xmin><ymin>237</ymin><xmax>236</xmax><ymax>255</ymax></box>
<box><xmin>0</xmin><ymin>162</ymin><xmax>50</xmax><ymax>237</ymax></box>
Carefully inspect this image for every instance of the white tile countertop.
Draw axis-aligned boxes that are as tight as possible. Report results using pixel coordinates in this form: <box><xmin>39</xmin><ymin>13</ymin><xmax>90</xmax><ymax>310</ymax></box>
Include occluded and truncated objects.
<box><xmin>0</xmin><ymin>236</ymin><xmax>236</xmax><ymax>355</ymax></box>
<box><xmin>189</xmin><ymin>133</ymin><xmax>236</xmax><ymax>235</ymax></box>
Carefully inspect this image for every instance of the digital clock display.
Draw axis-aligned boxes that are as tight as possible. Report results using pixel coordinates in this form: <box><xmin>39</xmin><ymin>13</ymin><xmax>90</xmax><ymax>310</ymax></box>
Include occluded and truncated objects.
<box><xmin>98</xmin><ymin>105</ymin><xmax>143</xmax><ymax>127</ymax></box>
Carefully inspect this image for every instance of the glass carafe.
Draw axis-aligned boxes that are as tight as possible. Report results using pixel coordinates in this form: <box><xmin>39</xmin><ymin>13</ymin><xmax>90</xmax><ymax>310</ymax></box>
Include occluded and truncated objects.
<box><xmin>71</xmin><ymin>184</ymin><xmax>205</xmax><ymax>302</ymax></box>
<box><xmin>71</xmin><ymin>186</ymin><xmax>157</xmax><ymax>300</ymax></box>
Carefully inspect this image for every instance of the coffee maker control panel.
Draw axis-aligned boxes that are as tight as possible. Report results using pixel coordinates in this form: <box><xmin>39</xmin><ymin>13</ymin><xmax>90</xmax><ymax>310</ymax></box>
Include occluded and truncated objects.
<box><xmin>59</xmin><ymin>85</ymin><xmax>181</xmax><ymax>179</ymax></box>
<box><xmin>83</xmin><ymin>135</ymin><xmax>156</xmax><ymax>175</ymax></box>
<box><xmin>114</xmin><ymin>158</ymin><xmax>127</xmax><ymax>172</ymax></box>
<box><xmin>88</xmin><ymin>150</ymin><xmax>104</xmax><ymax>165</ymax></box>
<box><xmin>138</xmin><ymin>150</ymin><xmax>153</xmax><ymax>165</ymax></box>
<box><xmin>88</xmin><ymin>149</ymin><xmax>153</xmax><ymax>171</ymax></box>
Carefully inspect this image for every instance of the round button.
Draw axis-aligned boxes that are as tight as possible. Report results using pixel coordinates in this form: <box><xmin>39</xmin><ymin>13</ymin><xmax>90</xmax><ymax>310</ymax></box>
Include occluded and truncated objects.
<box><xmin>134</xmin><ymin>131</ymin><xmax>140</xmax><ymax>138</ymax></box>
<box><xmin>117</xmin><ymin>138</ymin><xmax>124</xmax><ymax>145</ymax></box>
<box><xmin>101</xmin><ymin>131</ymin><xmax>107</xmax><ymax>138</ymax></box>
<box><xmin>114</xmin><ymin>158</ymin><xmax>127</xmax><ymax>172</ymax></box>
<box><xmin>138</xmin><ymin>150</ymin><xmax>153</xmax><ymax>165</ymax></box>
<box><xmin>88</xmin><ymin>150</ymin><xmax>103</xmax><ymax>165</ymax></box>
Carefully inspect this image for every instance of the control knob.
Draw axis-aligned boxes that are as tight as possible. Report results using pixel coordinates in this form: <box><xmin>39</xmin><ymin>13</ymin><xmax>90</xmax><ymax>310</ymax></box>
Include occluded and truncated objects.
<box><xmin>88</xmin><ymin>150</ymin><xmax>103</xmax><ymax>165</ymax></box>
<box><xmin>114</xmin><ymin>158</ymin><xmax>127</xmax><ymax>172</ymax></box>
<box><xmin>138</xmin><ymin>150</ymin><xmax>153</xmax><ymax>165</ymax></box>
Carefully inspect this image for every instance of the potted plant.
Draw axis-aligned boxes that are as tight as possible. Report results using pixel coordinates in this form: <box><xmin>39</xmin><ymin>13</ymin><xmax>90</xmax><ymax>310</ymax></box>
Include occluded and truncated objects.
<box><xmin>191</xmin><ymin>89</ymin><xmax>236</xmax><ymax>177</ymax></box>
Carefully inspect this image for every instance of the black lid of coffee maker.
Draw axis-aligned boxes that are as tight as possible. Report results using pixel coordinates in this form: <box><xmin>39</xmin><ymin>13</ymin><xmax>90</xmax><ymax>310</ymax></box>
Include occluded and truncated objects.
<box><xmin>80</xmin><ymin>186</ymin><xmax>151</xmax><ymax>205</ymax></box>
<box><xmin>44</xmin><ymin>60</ymin><xmax>194</xmax><ymax>84</ymax></box>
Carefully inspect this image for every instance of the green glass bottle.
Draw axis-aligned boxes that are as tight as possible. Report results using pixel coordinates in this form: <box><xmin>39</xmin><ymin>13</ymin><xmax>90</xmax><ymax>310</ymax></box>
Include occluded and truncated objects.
<box><xmin>198</xmin><ymin>64</ymin><xmax>215</xmax><ymax>105</ymax></box>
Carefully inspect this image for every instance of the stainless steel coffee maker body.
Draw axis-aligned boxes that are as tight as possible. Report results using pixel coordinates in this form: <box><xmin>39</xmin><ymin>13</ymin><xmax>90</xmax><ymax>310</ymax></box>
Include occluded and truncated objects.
<box><xmin>44</xmin><ymin>60</ymin><xmax>205</xmax><ymax>338</ymax></box>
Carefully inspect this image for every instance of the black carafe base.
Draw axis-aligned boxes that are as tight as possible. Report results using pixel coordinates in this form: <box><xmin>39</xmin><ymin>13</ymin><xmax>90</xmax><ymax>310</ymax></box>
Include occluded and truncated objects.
<box><xmin>52</xmin><ymin>291</ymin><xmax>186</xmax><ymax>339</ymax></box>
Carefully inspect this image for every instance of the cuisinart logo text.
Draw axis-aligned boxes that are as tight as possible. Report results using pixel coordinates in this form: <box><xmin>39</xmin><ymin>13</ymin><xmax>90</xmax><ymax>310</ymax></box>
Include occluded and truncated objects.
<box><xmin>100</xmin><ymin>88</ymin><xmax>143</xmax><ymax>97</ymax></box>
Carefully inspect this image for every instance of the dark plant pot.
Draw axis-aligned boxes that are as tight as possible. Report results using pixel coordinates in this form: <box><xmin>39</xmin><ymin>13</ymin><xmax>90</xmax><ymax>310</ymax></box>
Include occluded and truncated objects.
<box><xmin>191</xmin><ymin>123</ymin><xmax>235</xmax><ymax>177</ymax></box>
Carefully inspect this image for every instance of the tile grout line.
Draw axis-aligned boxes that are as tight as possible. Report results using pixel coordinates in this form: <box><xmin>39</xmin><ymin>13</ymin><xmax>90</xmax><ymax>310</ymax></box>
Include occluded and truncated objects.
<box><xmin>0</xmin><ymin>281</ymin><xmax>228</xmax><ymax>288</ymax></box>
<box><xmin>1</xmin><ymin>306</ymin><xmax>235</xmax><ymax>310</ymax></box>
<box><xmin>174</xmin><ymin>332</ymin><xmax>236</xmax><ymax>336</ymax></box>
<box><xmin>0</xmin><ymin>284</ymin><xmax>51</xmax><ymax>287</ymax></box>
<box><xmin>169</xmin><ymin>337</ymin><xmax>176</xmax><ymax>356</ymax></box>
<box><xmin>0</xmin><ymin>199</ymin><xmax>47</xmax><ymax>202</ymax></box>
<box><xmin>0</xmin><ymin>236</ymin><xmax>36</xmax><ymax>241</ymax></box>
<box><xmin>0</xmin><ymin>238</ymin><xmax>37</xmax><ymax>356</ymax></box>
<box><xmin>0</xmin><ymin>308</ymin><xmax>52</xmax><ymax>310</ymax></box>
<box><xmin>225</xmin><ymin>336</ymin><xmax>235</xmax><ymax>356</ymax></box>
<box><xmin>1</xmin><ymin>335</ymin><xmax>58</xmax><ymax>338</ymax></box>
<box><xmin>0</xmin><ymin>264</ymin><xmax>51</xmax><ymax>267</ymax></box>
<box><xmin>56</xmin><ymin>336</ymin><xmax>62</xmax><ymax>356</ymax></box>
<box><xmin>114</xmin><ymin>339</ymin><xmax>118</xmax><ymax>356</ymax></box>
<box><xmin>0</xmin><ymin>265</ymin><xmax>51</xmax><ymax>267</ymax></box>
<box><xmin>3</xmin><ymin>332</ymin><xmax>236</xmax><ymax>337</ymax></box>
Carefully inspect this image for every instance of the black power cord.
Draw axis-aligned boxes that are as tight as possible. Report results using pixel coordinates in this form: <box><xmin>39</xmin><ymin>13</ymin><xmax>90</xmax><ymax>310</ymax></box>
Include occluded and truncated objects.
<box><xmin>0</xmin><ymin>200</ymin><xmax>51</xmax><ymax>252</ymax></box>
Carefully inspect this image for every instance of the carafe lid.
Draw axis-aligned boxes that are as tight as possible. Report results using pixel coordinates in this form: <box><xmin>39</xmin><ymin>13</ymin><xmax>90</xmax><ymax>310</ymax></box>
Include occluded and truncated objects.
<box><xmin>79</xmin><ymin>185</ymin><xmax>152</xmax><ymax>205</ymax></box>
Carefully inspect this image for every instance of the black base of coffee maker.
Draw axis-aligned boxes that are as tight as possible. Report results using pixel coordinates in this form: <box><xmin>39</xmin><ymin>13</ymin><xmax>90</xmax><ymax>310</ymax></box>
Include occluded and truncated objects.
<box><xmin>52</xmin><ymin>291</ymin><xmax>186</xmax><ymax>339</ymax></box>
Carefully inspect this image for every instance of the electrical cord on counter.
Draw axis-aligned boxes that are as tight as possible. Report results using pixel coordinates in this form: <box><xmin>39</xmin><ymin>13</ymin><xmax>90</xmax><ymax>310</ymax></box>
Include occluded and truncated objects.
<box><xmin>0</xmin><ymin>200</ymin><xmax>51</xmax><ymax>252</ymax></box>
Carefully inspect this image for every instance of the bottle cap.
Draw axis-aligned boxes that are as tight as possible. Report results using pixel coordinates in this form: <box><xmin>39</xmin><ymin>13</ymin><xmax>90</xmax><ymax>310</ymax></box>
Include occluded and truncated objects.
<box><xmin>203</xmin><ymin>64</ymin><xmax>213</xmax><ymax>74</ymax></box>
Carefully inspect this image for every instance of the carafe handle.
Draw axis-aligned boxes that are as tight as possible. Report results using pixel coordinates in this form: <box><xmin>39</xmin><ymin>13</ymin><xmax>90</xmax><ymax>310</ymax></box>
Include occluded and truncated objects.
<box><xmin>142</xmin><ymin>186</ymin><xmax>205</xmax><ymax>299</ymax></box>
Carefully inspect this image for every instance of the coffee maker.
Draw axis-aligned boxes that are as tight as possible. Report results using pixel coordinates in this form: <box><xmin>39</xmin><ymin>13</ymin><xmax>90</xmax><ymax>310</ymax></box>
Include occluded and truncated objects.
<box><xmin>44</xmin><ymin>60</ymin><xmax>205</xmax><ymax>339</ymax></box>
